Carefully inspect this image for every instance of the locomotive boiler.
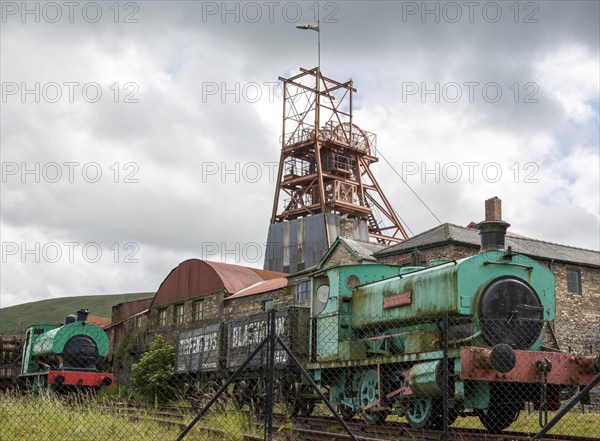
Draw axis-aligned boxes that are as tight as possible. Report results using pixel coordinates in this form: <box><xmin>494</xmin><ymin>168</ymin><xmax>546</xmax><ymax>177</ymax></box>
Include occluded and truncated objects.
<box><xmin>19</xmin><ymin>309</ymin><xmax>114</xmax><ymax>394</ymax></box>
<box><xmin>307</xmin><ymin>218</ymin><xmax>600</xmax><ymax>432</ymax></box>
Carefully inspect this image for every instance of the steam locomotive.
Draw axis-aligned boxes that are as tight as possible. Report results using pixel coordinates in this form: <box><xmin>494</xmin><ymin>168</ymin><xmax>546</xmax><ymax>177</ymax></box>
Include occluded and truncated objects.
<box><xmin>175</xmin><ymin>218</ymin><xmax>600</xmax><ymax>432</ymax></box>
<box><xmin>308</xmin><ymin>218</ymin><xmax>599</xmax><ymax>432</ymax></box>
<box><xmin>19</xmin><ymin>309</ymin><xmax>114</xmax><ymax>394</ymax></box>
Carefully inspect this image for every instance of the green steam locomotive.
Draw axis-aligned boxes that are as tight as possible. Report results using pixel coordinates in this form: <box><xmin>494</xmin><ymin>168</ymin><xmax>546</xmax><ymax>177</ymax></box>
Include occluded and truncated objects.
<box><xmin>307</xmin><ymin>219</ymin><xmax>599</xmax><ymax>432</ymax></box>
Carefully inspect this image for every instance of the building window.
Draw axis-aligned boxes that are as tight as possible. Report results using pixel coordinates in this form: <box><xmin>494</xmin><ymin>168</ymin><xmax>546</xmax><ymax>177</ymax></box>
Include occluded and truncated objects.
<box><xmin>174</xmin><ymin>304</ymin><xmax>185</xmax><ymax>324</ymax></box>
<box><xmin>566</xmin><ymin>268</ymin><xmax>582</xmax><ymax>295</ymax></box>
<box><xmin>135</xmin><ymin>316</ymin><xmax>143</xmax><ymax>329</ymax></box>
<box><xmin>193</xmin><ymin>300</ymin><xmax>204</xmax><ymax>321</ymax></box>
<box><xmin>296</xmin><ymin>280</ymin><xmax>310</xmax><ymax>302</ymax></box>
<box><xmin>262</xmin><ymin>299</ymin><xmax>273</xmax><ymax>311</ymax></box>
<box><xmin>158</xmin><ymin>308</ymin><xmax>167</xmax><ymax>327</ymax></box>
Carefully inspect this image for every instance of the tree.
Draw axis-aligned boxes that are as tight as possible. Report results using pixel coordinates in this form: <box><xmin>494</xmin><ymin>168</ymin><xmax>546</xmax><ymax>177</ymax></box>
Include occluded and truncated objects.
<box><xmin>130</xmin><ymin>335</ymin><xmax>179</xmax><ymax>404</ymax></box>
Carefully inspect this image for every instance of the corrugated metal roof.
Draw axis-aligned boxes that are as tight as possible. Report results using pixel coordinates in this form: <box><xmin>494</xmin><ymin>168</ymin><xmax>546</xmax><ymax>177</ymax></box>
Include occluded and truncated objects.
<box><xmin>110</xmin><ymin>297</ymin><xmax>153</xmax><ymax>324</ymax></box>
<box><xmin>87</xmin><ymin>315</ymin><xmax>111</xmax><ymax>328</ymax></box>
<box><xmin>151</xmin><ymin>259</ymin><xmax>287</xmax><ymax>308</ymax></box>
<box><xmin>226</xmin><ymin>278</ymin><xmax>288</xmax><ymax>300</ymax></box>
<box><xmin>375</xmin><ymin>223</ymin><xmax>600</xmax><ymax>267</ymax></box>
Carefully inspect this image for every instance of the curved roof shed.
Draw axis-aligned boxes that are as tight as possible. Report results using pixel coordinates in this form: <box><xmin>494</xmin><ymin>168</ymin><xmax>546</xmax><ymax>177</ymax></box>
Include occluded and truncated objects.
<box><xmin>151</xmin><ymin>259</ymin><xmax>286</xmax><ymax>308</ymax></box>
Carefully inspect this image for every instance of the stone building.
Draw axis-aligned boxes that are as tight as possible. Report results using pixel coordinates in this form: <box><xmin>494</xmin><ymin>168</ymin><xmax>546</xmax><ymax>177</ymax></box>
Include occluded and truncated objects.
<box><xmin>146</xmin><ymin>259</ymin><xmax>286</xmax><ymax>343</ymax></box>
<box><xmin>375</xmin><ymin>199</ymin><xmax>600</xmax><ymax>354</ymax></box>
<box><xmin>104</xmin><ymin>297</ymin><xmax>153</xmax><ymax>383</ymax></box>
<box><xmin>317</xmin><ymin>236</ymin><xmax>388</xmax><ymax>270</ymax></box>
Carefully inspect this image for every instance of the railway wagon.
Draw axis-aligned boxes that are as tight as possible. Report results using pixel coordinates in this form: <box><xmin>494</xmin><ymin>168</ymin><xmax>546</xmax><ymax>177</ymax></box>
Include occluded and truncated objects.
<box><xmin>175</xmin><ymin>307</ymin><xmax>310</xmax><ymax>413</ymax></box>
<box><xmin>306</xmin><ymin>219</ymin><xmax>600</xmax><ymax>432</ymax></box>
<box><xmin>0</xmin><ymin>336</ymin><xmax>23</xmax><ymax>390</ymax></box>
<box><xmin>227</xmin><ymin>307</ymin><xmax>310</xmax><ymax>413</ymax></box>
<box><xmin>19</xmin><ymin>309</ymin><xmax>114</xmax><ymax>394</ymax></box>
<box><xmin>176</xmin><ymin>322</ymin><xmax>227</xmax><ymax>408</ymax></box>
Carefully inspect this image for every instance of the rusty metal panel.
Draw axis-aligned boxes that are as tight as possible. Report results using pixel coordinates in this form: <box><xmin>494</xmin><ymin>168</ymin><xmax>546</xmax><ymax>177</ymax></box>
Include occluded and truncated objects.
<box><xmin>226</xmin><ymin>278</ymin><xmax>288</xmax><ymax>300</ymax></box>
<box><xmin>153</xmin><ymin>260</ymin><xmax>227</xmax><ymax>307</ymax></box>
<box><xmin>152</xmin><ymin>259</ymin><xmax>286</xmax><ymax>307</ymax></box>
<box><xmin>111</xmin><ymin>298</ymin><xmax>152</xmax><ymax>324</ymax></box>
<box><xmin>460</xmin><ymin>347</ymin><xmax>599</xmax><ymax>385</ymax></box>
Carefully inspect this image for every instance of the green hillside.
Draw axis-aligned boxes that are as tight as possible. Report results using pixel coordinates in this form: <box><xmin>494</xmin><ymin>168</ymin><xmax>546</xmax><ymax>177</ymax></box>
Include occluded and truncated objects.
<box><xmin>0</xmin><ymin>292</ymin><xmax>154</xmax><ymax>336</ymax></box>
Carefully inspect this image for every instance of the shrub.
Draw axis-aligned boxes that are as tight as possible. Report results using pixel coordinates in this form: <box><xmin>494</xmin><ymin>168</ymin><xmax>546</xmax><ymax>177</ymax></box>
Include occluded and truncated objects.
<box><xmin>130</xmin><ymin>335</ymin><xmax>180</xmax><ymax>404</ymax></box>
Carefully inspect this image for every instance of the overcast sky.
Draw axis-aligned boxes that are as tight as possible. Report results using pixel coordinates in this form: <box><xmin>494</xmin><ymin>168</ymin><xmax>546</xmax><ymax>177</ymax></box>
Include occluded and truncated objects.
<box><xmin>1</xmin><ymin>1</ymin><xmax>598</xmax><ymax>308</ymax></box>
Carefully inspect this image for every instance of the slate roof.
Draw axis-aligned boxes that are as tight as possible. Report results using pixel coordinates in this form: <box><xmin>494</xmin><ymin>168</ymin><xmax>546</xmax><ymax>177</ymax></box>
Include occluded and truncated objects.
<box><xmin>375</xmin><ymin>223</ymin><xmax>600</xmax><ymax>267</ymax></box>
<box><xmin>317</xmin><ymin>236</ymin><xmax>389</xmax><ymax>269</ymax></box>
<box><xmin>339</xmin><ymin>237</ymin><xmax>389</xmax><ymax>261</ymax></box>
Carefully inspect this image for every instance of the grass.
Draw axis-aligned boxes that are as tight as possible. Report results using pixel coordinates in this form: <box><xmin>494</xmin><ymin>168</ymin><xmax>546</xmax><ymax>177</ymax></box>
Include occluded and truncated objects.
<box><xmin>2</xmin><ymin>392</ymin><xmax>597</xmax><ymax>440</ymax></box>
<box><xmin>381</xmin><ymin>404</ymin><xmax>600</xmax><ymax>437</ymax></box>
<box><xmin>450</xmin><ymin>411</ymin><xmax>600</xmax><ymax>435</ymax></box>
<box><xmin>0</xmin><ymin>292</ymin><xmax>153</xmax><ymax>336</ymax></box>
<box><xmin>0</xmin><ymin>392</ymin><xmax>262</xmax><ymax>441</ymax></box>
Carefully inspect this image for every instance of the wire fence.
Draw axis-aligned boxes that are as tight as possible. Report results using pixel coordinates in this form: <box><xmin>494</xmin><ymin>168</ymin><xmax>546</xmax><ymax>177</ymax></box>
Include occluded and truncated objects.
<box><xmin>1</xmin><ymin>309</ymin><xmax>599</xmax><ymax>441</ymax></box>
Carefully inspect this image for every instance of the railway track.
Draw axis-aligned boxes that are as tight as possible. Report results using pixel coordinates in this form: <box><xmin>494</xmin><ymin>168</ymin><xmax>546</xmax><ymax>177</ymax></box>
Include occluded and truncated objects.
<box><xmin>99</xmin><ymin>404</ymin><xmax>599</xmax><ymax>441</ymax></box>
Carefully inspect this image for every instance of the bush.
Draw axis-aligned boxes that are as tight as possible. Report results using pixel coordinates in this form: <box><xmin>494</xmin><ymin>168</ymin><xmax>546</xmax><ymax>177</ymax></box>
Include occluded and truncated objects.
<box><xmin>130</xmin><ymin>335</ymin><xmax>180</xmax><ymax>404</ymax></box>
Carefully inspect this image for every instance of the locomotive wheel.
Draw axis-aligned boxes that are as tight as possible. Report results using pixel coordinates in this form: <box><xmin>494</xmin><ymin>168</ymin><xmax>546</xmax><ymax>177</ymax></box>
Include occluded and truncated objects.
<box><xmin>479</xmin><ymin>403</ymin><xmax>521</xmax><ymax>433</ymax></box>
<box><xmin>248</xmin><ymin>379</ymin><xmax>266</xmax><ymax>417</ymax></box>
<box><xmin>286</xmin><ymin>384</ymin><xmax>315</xmax><ymax>417</ymax></box>
<box><xmin>232</xmin><ymin>381</ymin><xmax>250</xmax><ymax>408</ymax></box>
<box><xmin>359</xmin><ymin>369</ymin><xmax>388</xmax><ymax>424</ymax></box>
<box><xmin>338</xmin><ymin>405</ymin><xmax>356</xmax><ymax>421</ymax></box>
<box><xmin>406</xmin><ymin>398</ymin><xmax>457</xmax><ymax>430</ymax></box>
<box><xmin>406</xmin><ymin>397</ymin><xmax>447</xmax><ymax>429</ymax></box>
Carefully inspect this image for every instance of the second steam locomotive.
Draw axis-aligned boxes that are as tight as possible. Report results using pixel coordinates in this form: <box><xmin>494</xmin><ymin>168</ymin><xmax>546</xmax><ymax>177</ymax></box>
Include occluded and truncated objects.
<box><xmin>175</xmin><ymin>218</ymin><xmax>600</xmax><ymax>432</ymax></box>
<box><xmin>19</xmin><ymin>309</ymin><xmax>114</xmax><ymax>394</ymax></box>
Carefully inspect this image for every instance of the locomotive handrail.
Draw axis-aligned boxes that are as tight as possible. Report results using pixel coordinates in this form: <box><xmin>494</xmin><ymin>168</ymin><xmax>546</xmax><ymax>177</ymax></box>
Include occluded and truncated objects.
<box><xmin>354</xmin><ymin>259</ymin><xmax>458</xmax><ymax>289</ymax></box>
<box><xmin>483</xmin><ymin>261</ymin><xmax>534</xmax><ymax>271</ymax></box>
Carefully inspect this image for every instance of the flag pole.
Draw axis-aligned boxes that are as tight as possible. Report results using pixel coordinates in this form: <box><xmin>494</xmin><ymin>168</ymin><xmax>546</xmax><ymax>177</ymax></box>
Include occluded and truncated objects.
<box><xmin>317</xmin><ymin>19</ymin><xmax>321</xmax><ymax>74</ymax></box>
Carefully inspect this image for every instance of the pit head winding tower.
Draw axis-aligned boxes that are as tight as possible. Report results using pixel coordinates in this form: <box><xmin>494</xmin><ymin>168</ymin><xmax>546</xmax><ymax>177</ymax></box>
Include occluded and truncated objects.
<box><xmin>265</xmin><ymin>67</ymin><xmax>408</xmax><ymax>273</ymax></box>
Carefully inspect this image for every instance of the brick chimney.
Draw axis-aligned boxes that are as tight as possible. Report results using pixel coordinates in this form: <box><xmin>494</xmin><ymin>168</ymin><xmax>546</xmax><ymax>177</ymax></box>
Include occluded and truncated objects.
<box><xmin>485</xmin><ymin>196</ymin><xmax>502</xmax><ymax>221</ymax></box>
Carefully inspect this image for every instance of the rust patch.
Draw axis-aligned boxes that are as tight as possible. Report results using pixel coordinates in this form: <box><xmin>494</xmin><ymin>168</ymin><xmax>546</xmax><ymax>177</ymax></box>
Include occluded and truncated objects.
<box><xmin>460</xmin><ymin>347</ymin><xmax>599</xmax><ymax>385</ymax></box>
<box><xmin>383</xmin><ymin>291</ymin><xmax>412</xmax><ymax>309</ymax></box>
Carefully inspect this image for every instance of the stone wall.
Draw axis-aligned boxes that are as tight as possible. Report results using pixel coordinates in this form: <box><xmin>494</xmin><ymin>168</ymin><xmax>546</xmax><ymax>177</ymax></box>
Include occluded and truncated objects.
<box><xmin>552</xmin><ymin>263</ymin><xmax>600</xmax><ymax>354</ymax></box>
<box><xmin>145</xmin><ymin>291</ymin><xmax>224</xmax><ymax>345</ymax></box>
<box><xmin>223</xmin><ymin>288</ymin><xmax>296</xmax><ymax>321</ymax></box>
<box><xmin>376</xmin><ymin>243</ymin><xmax>477</xmax><ymax>266</ymax></box>
<box><xmin>321</xmin><ymin>245</ymin><xmax>359</xmax><ymax>269</ymax></box>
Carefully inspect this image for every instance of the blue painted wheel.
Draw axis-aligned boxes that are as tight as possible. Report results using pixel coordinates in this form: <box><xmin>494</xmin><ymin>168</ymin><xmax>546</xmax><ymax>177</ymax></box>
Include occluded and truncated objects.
<box><xmin>406</xmin><ymin>397</ymin><xmax>434</xmax><ymax>429</ymax></box>
<box><xmin>359</xmin><ymin>369</ymin><xmax>388</xmax><ymax>424</ymax></box>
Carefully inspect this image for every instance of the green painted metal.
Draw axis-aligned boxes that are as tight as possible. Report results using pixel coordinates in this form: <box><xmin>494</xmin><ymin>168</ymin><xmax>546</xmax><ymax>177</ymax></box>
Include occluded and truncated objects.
<box><xmin>21</xmin><ymin>324</ymin><xmax>58</xmax><ymax>375</ymax></box>
<box><xmin>351</xmin><ymin>251</ymin><xmax>555</xmax><ymax>344</ymax></box>
<box><xmin>31</xmin><ymin>321</ymin><xmax>110</xmax><ymax>358</ymax></box>
<box><xmin>409</xmin><ymin>360</ymin><xmax>443</xmax><ymax>397</ymax></box>
<box><xmin>313</xmin><ymin>264</ymin><xmax>402</xmax><ymax>362</ymax></box>
<box><xmin>21</xmin><ymin>321</ymin><xmax>110</xmax><ymax>376</ymax></box>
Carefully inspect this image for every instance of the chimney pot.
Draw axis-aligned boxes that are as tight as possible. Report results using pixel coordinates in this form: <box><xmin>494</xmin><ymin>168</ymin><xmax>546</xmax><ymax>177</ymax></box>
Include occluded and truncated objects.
<box><xmin>485</xmin><ymin>197</ymin><xmax>502</xmax><ymax>221</ymax></box>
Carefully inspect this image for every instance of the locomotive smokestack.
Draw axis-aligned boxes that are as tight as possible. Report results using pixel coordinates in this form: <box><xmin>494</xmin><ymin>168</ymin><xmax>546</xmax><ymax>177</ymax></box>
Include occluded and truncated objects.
<box><xmin>76</xmin><ymin>309</ymin><xmax>89</xmax><ymax>323</ymax></box>
<box><xmin>476</xmin><ymin>197</ymin><xmax>510</xmax><ymax>253</ymax></box>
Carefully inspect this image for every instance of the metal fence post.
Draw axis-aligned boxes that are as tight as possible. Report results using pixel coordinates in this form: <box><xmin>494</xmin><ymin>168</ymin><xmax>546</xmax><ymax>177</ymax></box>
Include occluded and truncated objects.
<box><xmin>442</xmin><ymin>313</ymin><xmax>449</xmax><ymax>441</ymax></box>
<box><xmin>264</xmin><ymin>309</ymin><xmax>276</xmax><ymax>441</ymax></box>
<box><xmin>176</xmin><ymin>336</ymin><xmax>270</xmax><ymax>441</ymax></box>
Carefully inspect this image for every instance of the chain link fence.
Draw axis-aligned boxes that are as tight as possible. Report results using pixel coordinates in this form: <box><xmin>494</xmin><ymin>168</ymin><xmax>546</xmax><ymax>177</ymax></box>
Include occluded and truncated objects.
<box><xmin>1</xmin><ymin>308</ymin><xmax>599</xmax><ymax>441</ymax></box>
